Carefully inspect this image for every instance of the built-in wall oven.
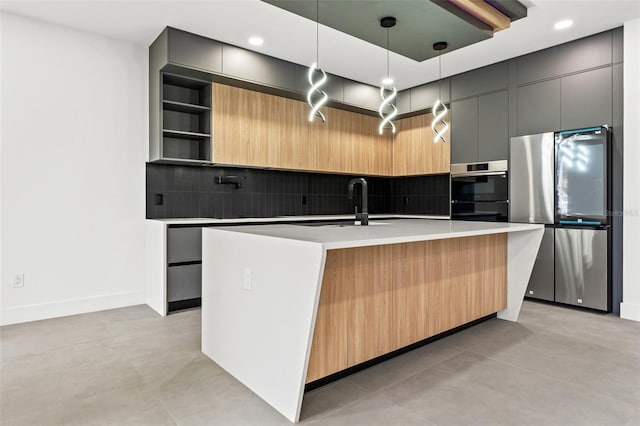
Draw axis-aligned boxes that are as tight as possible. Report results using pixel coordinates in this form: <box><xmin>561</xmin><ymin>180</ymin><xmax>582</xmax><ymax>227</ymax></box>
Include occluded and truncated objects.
<box><xmin>451</xmin><ymin>160</ymin><xmax>509</xmax><ymax>222</ymax></box>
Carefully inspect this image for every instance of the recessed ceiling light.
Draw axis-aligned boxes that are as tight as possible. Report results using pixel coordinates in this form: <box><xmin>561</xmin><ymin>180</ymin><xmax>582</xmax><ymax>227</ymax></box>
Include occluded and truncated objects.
<box><xmin>382</xmin><ymin>77</ymin><xmax>394</xmax><ymax>86</ymax></box>
<box><xmin>554</xmin><ymin>19</ymin><xmax>573</xmax><ymax>30</ymax></box>
<box><xmin>248</xmin><ymin>36</ymin><xmax>264</xmax><ymax>46</ymax></box>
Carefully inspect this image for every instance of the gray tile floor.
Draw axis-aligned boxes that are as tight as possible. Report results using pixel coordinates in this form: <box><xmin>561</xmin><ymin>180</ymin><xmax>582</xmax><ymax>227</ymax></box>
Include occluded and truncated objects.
<box><xmin>1</xmin><ymin>301</ymin><xmax>639</xmax><ymax>425</ymax></box>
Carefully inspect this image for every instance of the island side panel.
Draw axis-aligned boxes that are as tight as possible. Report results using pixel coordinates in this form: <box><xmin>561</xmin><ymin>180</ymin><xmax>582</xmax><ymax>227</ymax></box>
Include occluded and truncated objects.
<box><xmin>307</xmin><ymin>233</ymin><xmax>508</xmax><ymax>383</ymax></box>
<box><xmin>499</xmin><ymin>227</ymin><xmax>545</xmax><ymax>321</ymax></box>
<box><xmin>201</xmin><ymin>229</ymin><xmax>325</xmax><ymax>423</ymax></box>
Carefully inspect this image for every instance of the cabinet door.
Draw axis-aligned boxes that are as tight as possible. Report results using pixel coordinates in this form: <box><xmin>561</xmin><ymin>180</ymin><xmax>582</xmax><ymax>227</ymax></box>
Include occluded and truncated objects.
<box><xmin>555</xmin><ymin>228</ymin><xmax>608</xmax><ymax>311</ymax></box>
<box><xmin>222</xmin><ymin>45</ymin><xmax>295</xmax><ymax>90</ymax></box>
<box><xmin>478</xmin><ymin>90</ymin><xmax>509</xmax><ymax>161</ymax></box>
<box><xmin>517</xmin><ymin>79</ymin><xmax>560</xmax><ymax>135</ymax></box>
<box><xmin>212</xmin><ymin>83</ymin><xmax>391</xmax><ymax>175</ymax></box>
<box><xmin>451</xmin><ymin>97</ymin><xmax>478</xmax><ymax>164</ymax></box>
<box><xmin>167</xmin><ymin>227</ymin><xmax>202</xmax><ymax>263</ymax></box>
<box><xmin>168</xmin><ymin>29</ymin><xmax>222</xmax><ymax>73</ymax></box>
<box><xmin>393</xmin><ymin>112</ymin><xmax>450</xmax><ymax>175</ymax></box>
<box><xmin>526</xmin><ymin>227</ymin><xmax>555</xmax><ymax>301</ymax></box>
<box><xmin>167</xmin><ymin>264</ymin><xmax>201</xmax><ymax>302</ymax></box>
<box><xmin>561</xmin><ymin>67</ymin><xmax>612</xmax><ymax>130</ymax></box>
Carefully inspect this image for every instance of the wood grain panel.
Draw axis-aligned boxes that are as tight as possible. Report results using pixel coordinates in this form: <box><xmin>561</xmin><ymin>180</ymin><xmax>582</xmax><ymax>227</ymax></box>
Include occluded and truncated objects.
<box><xmin>392</xmin><ymin>241</ymin><xmax>429</xmax><ymax>349</ymax></box>
<box><xmin>393</xmin><ymin>111</ymin><xmax>450</xmax><ymax>176</ymax></box>
<box><xmin>308</xmin><ymin>234</ymin><xmax>508</xmax><ymax>382</ymax></box>
<box><xmin>212</xmin><ymin>83</ymin><xmax>393</xmax><ymax>175</ymax></box>
<box><xmin>448</xmin><ymin>0</ymin><xmax>511</xmax><ymax>32</ymax></box>
<box><xmin>348</xmin><ymin>245</ymin><xmax>394</xmax><ymax>366</ymax></box>
<box><xmin>305</xmin><ymin>250</ymin><xmax>352</xmax><ymax>383</ymax></box>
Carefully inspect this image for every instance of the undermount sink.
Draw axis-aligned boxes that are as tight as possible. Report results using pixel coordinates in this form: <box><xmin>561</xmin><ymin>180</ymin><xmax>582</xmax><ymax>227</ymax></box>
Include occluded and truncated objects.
<box><xmin>297</xmin><ymin>220</ymin><xmax>390</xmax><ymax>228</ymax></box>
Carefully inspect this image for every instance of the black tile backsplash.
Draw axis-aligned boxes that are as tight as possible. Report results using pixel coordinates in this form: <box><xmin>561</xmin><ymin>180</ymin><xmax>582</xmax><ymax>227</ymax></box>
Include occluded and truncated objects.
<box><xmin>146</xmin><ymin>163</ymin><xmax>450</xmax><ymax>219</ymax></box>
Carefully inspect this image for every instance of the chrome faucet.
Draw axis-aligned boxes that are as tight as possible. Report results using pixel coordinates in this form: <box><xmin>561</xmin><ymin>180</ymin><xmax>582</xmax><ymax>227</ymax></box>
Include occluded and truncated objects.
<box><xmin>348</xmin><ymin>178</ymin><xmax>368</xmax><ymax>226</ymax></box>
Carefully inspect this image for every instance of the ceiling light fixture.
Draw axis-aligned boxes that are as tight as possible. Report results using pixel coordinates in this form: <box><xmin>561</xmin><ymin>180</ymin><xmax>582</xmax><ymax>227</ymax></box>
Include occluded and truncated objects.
<box><xmin>307</xmin><ymin>0</ymin><xmax>328</xmax><ymax>122</ymax></box>
<box><xmin>378</xmin><ymin>16</ymin><xmax>398</xmax><ymax>135</ymax></box>
<box><xmin>431</xmin><ymin>41</ymin><xmax>449</xmax><ymax>143</ymax></box>
<box><xmin>248</xmin><ymin>36</ymin><xmax>264</xmax><ymax>46</ymax></box>
<box><xmin>554</xmin><ymin>19</ymin><xmax>573</xmax><ymax>30</ymax></box>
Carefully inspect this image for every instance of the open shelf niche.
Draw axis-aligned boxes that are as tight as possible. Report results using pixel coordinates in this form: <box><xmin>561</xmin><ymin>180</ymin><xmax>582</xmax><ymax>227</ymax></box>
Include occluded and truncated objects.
<box><xmin>161</xmin><ymin>73</ymin><xmax>211</xmax><ymax>162</ymax></box>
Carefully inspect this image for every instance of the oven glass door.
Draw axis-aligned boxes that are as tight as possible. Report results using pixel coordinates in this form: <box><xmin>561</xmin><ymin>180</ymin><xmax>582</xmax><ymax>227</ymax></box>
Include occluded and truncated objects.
<box><xmin>451</xmin><ymin>173</ymin><xmax>508</xmax><ymax>202</ymax></box>
<box><xmin>451</xmin><ymin>201</ymin><xmax>509</xmax><ymax>222</ymax></box>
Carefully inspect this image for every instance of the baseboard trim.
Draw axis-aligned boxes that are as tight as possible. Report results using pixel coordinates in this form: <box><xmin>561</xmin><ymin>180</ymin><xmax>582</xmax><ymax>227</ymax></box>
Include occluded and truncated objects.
<box><xmin>0</xmin><ymin>290</ymin><xmax>146</xmax><ymax>326</ymax></box>
<box><xmin>620</xmin><ymin>302</ymin><xmax>640</xmax><ymax>321</ymax></box>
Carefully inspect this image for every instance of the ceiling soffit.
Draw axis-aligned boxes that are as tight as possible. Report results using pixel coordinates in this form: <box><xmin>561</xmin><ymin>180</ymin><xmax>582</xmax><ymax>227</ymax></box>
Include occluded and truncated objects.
<box><xmin>263</xmin><ymin>0</ymin><xmax>527</xmax><ymax>62</ymax></box>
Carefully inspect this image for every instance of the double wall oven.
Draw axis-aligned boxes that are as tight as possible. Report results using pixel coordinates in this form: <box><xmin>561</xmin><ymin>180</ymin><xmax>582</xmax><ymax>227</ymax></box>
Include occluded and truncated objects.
<box><xmin>451</xmin><ymin>160</ymin><xmax>509</xmax><ymax>222</ymax></box>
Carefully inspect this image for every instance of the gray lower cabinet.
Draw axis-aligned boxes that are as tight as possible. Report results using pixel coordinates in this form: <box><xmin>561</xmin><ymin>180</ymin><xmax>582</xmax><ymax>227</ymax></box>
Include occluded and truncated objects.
<box><xmin>526</xmin><ymin>228</ymin><xmax>555</xmax><ymax>302</ymax></box>
<box><xmin>167</xmin><ymin>227</ymin><xmax>202</xmax><ymax>263</ymax></box>
<box><xmin>167</xmin><ymin>226</ymin><xmax>203</xmax><ymax>311</ymax></box>
<box><xmin>554</xmin><ymin>228</ymin><xmax>608</xmax><ymax>310</ymax></box>
<box><xmin>168</xmin><ymin>264</ymin><xmax>202</xmax><ymax>303</ymax></box>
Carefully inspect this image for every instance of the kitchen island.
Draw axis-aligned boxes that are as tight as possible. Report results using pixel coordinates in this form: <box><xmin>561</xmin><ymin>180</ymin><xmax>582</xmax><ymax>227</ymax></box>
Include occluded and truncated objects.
<box><xmin>201</xmin><ymin>219</ymin><xmax>543</xmax><ymax>423</ymax></box>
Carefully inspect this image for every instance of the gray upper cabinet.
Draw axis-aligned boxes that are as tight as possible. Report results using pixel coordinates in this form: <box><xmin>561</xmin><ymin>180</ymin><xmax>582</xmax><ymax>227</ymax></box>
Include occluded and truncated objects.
<box><xmin>343</xmin><ymin>81</ymin><xmax>380</xmax><ymax>111</ymax></box>
<box><xmin>517</xmin><ymin>79</ymin><xmax>561</xmax><ymax>135</ymax></box>
<box><xmin>168</xmin><ymin>28</ymin><xmax>222</xmax><ymax>73</ymax></box>
<box><xmin>612</xmin><ymin>27</ymin><xmax>623</xmax><ymax>63</ymax></box>
<box><xmin>560</xmin><ymin>66</ymin><xmax>612</xmax><ymax>130</ymax></box>
<box><xmin>222</xmin><ymin>45</ymin><xmax>296</xmax><ymax>90</ymax></box>
<box><xmin>450</xmin><ymin>62</ymin><xmax>508</xmax><ymax>101</ymax></box>
<box><xmin>450</xmin><ymin>97</ymin><xmax>478</xmax><ymax>164</ymax></box>
<box><xmin>478</xmin><ymin>90</ymin><xmax>509</xmax><ymax>161</ymax></box>
<box><xmin>410</xmin><ymin>80</ymin><xmax>450</xmax><ymax>111</ymax></box>
<box><xmin>292</xmin><ymin>64</ymin><xmax>344</xmax><ymax>101</ymax></box>
<box><xmin>395</xmin><ymin>90</ymin><xmax>411</xmax><ymax>115</ymax></box>
<box><xmin>517</xmin><ymin>31</ymin><xmax>612</xmax><ymax>85</ymax></box>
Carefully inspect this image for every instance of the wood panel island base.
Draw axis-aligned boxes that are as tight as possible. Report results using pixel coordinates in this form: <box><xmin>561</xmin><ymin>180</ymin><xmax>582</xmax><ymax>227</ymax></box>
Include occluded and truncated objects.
<box><xmin>201</xmin><ymin>220</ymin><xmax>543</xmax><ymax>423</ymax></box>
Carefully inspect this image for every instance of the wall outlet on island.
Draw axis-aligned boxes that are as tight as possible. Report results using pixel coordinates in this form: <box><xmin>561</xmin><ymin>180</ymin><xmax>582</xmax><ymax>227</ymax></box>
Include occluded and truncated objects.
<box><xmin>13</xmin><ymin>273</ymin><xmax>24</xmax><ymax>288</ymax></box>
<box><xmin>244</xmin><ymin>267</ymin><xmax>252</xmax><ymax>291</ymax></box>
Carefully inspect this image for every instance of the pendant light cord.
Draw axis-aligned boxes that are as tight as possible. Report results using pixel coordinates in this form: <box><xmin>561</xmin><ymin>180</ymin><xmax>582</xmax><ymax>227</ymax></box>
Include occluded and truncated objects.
<box><xmin>438</xmin><ymin>50</ymin><xmax>442</xmax><ymax>99</ymax></box>
<box><xmin>386</xmin><ymin>28</ymin><xmax>390</xmax><ymax>80</ymax></box>
<box><xmin>316</xmin><ymin>0</ymin><xmax>319</xmax><ymax>66</ymax></box>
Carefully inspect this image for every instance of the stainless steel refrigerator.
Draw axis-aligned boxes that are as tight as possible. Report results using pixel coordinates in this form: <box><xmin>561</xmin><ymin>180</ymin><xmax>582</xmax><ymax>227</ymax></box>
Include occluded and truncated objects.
<box><xmin>510</xmin><ymin>126</ymin><xmax>611</xmax><ymax>311</ymax></box>
<box><xmin>510</xmin><ymin>132</ymin><xmax>556</xmax><ymax>302</ymax></box>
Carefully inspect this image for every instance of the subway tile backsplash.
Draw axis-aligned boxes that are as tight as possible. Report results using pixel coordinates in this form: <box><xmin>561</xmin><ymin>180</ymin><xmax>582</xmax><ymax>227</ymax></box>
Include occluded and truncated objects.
<box><xmin>146</xmin><ymin>163</ymin><xmax>450</xmax><ymax>219</ymax></box>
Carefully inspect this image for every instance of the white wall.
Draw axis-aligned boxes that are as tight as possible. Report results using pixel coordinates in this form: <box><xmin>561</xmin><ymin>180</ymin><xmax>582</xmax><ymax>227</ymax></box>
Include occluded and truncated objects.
<box><xmin>622</xmin><ymin>18</ymin><xmax>640</xmax><ymax>321</ymax></box>
<box><xmin>0</xmin><ymin>13</ymin><xmax>148</xmax><ymax>325</ymax></box>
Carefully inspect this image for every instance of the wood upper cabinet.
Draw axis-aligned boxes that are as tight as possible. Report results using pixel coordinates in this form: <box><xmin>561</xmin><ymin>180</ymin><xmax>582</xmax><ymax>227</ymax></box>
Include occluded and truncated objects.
<box><xmin>392</xmin><ymin>112</ymin><xmax>451</xmax><ymax>176</ymax></box>
<box><xmin>211</xmin><ymin>83</ymin><xmax>392</xmax><ymax>175</ymax></box>
<box><xmin>212</xmin><ymin>83</ymin><xmax>449</xmax><ymax>176</ymax></box>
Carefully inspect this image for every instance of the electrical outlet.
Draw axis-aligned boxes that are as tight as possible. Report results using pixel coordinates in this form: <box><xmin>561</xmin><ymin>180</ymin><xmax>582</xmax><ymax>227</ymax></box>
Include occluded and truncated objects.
<box><xmin>13</xmin><ymin>273</ymin><xmax>24</xmax><ymax>288</ymax></box>
<box><xmin>244</xmin><ymin>267</ymin><xmax>252</xmax><ymax>291</ymax></box>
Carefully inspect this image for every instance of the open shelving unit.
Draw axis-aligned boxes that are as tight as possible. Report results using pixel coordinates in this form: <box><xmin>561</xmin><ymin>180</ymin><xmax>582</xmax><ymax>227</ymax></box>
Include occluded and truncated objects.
<box><xmin>161</xmin><ymin>74</ymin><xmax>211</xmax><ymax>162</ymax></box>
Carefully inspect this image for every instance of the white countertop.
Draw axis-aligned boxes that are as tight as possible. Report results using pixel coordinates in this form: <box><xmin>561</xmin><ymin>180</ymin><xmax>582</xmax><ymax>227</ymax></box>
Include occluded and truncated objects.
<box><xmin>147</xmin><ymin>214</ymin><xmax>449</xmax><ymax>226</ymax></box>
<box><xmin>203</xmin><ymin>219</ymin><xmax>543</xmax><ymax>249</ymax></box>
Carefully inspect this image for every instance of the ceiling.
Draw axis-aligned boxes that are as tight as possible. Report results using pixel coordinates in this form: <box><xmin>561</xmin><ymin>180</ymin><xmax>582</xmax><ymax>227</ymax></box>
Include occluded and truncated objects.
<box><xmin>2</xmin><ymin>1</ymin><xmax>639</xmax><ymax>90</ymax></box>
<box><xmin>263</xmin><ymin>0</ymin><xmax>501</xmax><ymax>62</ymax></box>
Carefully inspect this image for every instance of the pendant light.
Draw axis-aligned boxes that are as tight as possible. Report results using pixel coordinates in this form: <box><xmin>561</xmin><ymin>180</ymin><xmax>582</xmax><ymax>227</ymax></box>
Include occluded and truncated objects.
<box><xmin>307</xmin><ymin>0</ymin><xmax>328</xmax><ymax>122</ymax></box>
<box><xmin>378</xmin><ymin>16</ymin><xmax>398</xmax><ymax>135</ymax></box>
<box><xmin>431</xmin><ymin>41</ymin><xmax>449</xmax><ymax>143</ymax></box>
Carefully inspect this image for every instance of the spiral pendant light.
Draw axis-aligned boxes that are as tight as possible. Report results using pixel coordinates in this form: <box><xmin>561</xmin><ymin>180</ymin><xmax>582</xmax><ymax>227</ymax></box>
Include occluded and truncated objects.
<box><xmin>378</xmin><ymin>16</ymin><xmax>398</xmax><ymax>135</ymax></box>
<box><xmin>307</xmin><ymin>0</ymin><xmax>328</xmax><ymax>122</ymax></box>
<box><xmin>431</xmin><ymin>41</ymin><xmax>449</xmax><ymax>143</ymax></box>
